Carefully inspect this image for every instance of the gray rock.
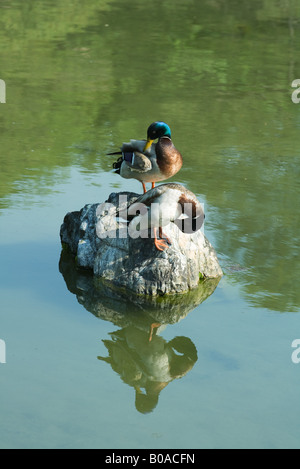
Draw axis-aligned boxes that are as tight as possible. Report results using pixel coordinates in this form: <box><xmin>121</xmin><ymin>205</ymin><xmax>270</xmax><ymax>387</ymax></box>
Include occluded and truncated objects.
<box><xmin>60</xmin><ymin>191</ymin><xmax>223</xmax><ymax>295</ymax></box>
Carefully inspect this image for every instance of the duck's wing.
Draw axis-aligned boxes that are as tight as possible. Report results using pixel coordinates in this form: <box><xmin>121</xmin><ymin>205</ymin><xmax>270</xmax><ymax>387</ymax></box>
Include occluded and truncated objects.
<box><xmin>127</xmin><ymin>184</ymin><xmax>185</xmax><ymax>228</ymax></box>
<box><xmin>125</xmin><ymin>139</ymin><xmax>147</xmax><ymax>153</ymax></box>
<box><xmin>126</xmin><ymin>185</ymin><xmax>167</xmax><ymax>225</ymax></box>
<box><xmin>119</xmin><ymin>139</ymin><xmax>157</xmax><ymax>173</ymax></box>
<box><xmin>109</xmin><ymin>138</ymin><xmax>157</xmax><ymax>170</ymax></box>
<box><xmin>121</xmin><ymin>150</ymin><xmax>152</xmax><ymax>173</ymax></box>
<box><xmin>130</xmin><ymin>184</ymin><xmax>170</xmax><ymax>207</ymax></box>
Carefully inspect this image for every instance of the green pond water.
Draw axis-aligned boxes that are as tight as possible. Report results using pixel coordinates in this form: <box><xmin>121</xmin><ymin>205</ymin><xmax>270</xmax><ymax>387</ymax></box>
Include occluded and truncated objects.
<box><xmin>1</xmin><ymin>0</ymin><xmax>300</xmax><ymax>449</ymax></box>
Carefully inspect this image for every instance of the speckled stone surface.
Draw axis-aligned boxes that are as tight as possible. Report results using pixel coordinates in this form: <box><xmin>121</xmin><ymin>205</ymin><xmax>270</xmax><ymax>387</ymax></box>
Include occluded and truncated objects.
<box><xmin>60</xmin><ymin>191</ymin><xmax>223</xmax><ymax>296</ymax></box>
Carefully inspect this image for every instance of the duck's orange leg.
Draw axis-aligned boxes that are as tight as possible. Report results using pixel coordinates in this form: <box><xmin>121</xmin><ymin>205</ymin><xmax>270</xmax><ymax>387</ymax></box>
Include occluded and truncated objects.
<box><xmin>149</xmin><ymin>322</ymin><xmax>161</xmax><ymax>342</ymax></box>
<box><xmin>151</xmin><ymin>182</ymin><xmax>155</xmax><ymax>189</ymax></box>
<box><xmin>142</xmin><ymin>182</ymin><xmax>147</xmax><ymax>193</ymax></box>
<box><xmin>159</xmin><ymin>226</ymin><xmax>172</xmax><ymax>246</ymax></box>
<box><xmin>153</xmin><ymin>227</ymin><xmax>170</xmax><ymax>251</ymax></box>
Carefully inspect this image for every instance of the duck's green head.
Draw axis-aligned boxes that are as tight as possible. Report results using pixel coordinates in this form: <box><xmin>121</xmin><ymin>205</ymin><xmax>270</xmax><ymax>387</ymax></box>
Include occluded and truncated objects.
<box><xmin>144</xmin><ymin>121</ymin><xmax>171</xmax><ymax>152</ymax></box>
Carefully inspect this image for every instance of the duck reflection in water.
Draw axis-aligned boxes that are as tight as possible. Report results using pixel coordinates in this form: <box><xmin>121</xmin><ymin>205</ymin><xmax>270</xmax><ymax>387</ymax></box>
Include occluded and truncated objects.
<box><xmin>98</xmin><ymin>327</ymin><xmax>198</xmax><ymax>414</ymax></box>
<box><xmin>59</xmin><ymin>249</ymin><xmax>220</xmax><ymax>413</ymax></box>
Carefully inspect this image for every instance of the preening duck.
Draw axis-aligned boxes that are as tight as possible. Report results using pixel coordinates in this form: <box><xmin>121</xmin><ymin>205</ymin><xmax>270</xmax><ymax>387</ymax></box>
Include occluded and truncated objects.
<box><xmin>110</xmin><ymin>122</ymin><xmax>183</xmax><ymax>193</ymax></box>
<box><xmin>126</xmin><ymin>183</ymin><xmax>204</xmax><ymax>251</ymax></box>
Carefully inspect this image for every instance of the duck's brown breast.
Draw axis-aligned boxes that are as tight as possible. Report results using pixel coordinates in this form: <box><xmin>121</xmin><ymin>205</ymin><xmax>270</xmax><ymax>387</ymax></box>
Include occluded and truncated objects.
<box><xmin>156</xmin><ymin>137</ymin><xmax>183</xmax><ymax>178</ymax></box>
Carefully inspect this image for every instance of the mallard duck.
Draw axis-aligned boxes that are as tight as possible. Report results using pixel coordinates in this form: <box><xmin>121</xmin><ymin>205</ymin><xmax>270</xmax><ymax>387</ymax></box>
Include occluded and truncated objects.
<box><xmin>125</xmin><ymin>183</ymin><xmax>204</xmax><ymax>251</ymax></box>
<box><xmin>110</xmin><ymin>122</ymin><xmax>183</xmax><ymax>193</ymax></box>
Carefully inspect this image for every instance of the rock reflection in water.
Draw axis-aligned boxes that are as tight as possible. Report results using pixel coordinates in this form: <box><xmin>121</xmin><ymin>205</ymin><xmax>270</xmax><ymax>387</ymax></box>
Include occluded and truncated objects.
<box><xmin>59</xmin><ymin>249</ymin><xmax>220</xmax><ymax>412</ymax></box>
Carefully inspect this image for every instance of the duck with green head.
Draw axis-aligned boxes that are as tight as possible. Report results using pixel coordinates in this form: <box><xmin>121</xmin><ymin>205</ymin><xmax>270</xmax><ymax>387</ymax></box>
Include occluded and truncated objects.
<box><xmin>110</xmin><ymin>121</ymin><xmax>183</xmax><ymax>193</ymax></box>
